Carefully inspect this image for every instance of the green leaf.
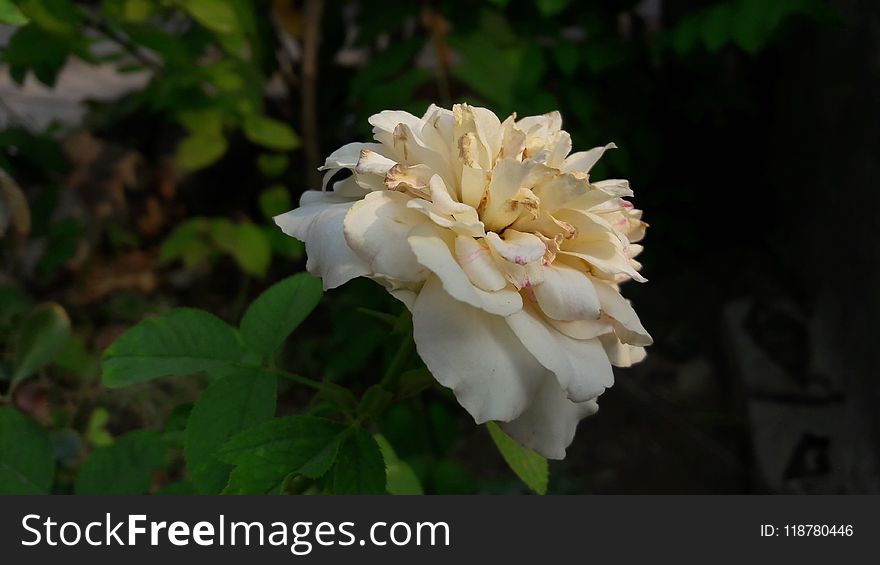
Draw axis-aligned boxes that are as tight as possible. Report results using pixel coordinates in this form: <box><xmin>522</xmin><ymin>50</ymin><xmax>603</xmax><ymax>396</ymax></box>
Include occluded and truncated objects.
<box><xmin>74</xmin><ymin>430</ymin><xmax>166</xmax><ymax>495</ymax></box>
<box><xmin>258</xmin><ymin>184</ymin><xmax>291</xmax><ymax>219</ymax></box>
<box><xmin>239</xmin><ymin>273</ymin><xmax>322</xmax><ymax>359</ymax></box>
<box><xmin>535</xmin><ymin>0</ymin><xmax>571</xmax><ymax>17</ymax></box>
<box><xmin>180</xmin><ymin>0</ymin><xmax>239</xmax><ymax>34</ymax></box>
<box><xmin>185</xmin><ymin>368</ymin><xmax>276</xmax><ymax>494</ymax></box>
<box><xmin>257</xmin><ymin>154</ymin><xmax>289</xmax><ymax>178</ymax></box>
<box><xmin>174</xmin><ymin>132</ymin><xmax>228</xmax><ymax>171</ymax></box>
<box><xmin>487</xmin><ymin>422</ymin><xmax>548</xmax><ymax>494</ymax></box>
<box><xmin>13</xmin><ymin>302</ymin><xmax>71</xmax><ymax>385</ymax></box>
<box><xmin>219</xmin><ymin>416</ymin><xmax>349</xmax><ymax>494</ymax></box>
<box><xmin>375</xmin><ymin>435</ymin><xmax>422</xmax><ymax>495</ymax></box>
<box><xmin>330</xmin><ymin>428</ymin><xmax>386</xmax><ymax>495</ymax></box>
<box><xmin>243</xmin><ymin>115</ymin><xmax>300</xmax><ymax>151</ymax></box>
<box><xmin>101</xmin><ymin>308</ymin><xmax>250</xmax><ymax>388</ymax></box>
<box><xmin>357</xmin><ymin>384</ymin><xmax>393</xmax><ymax>421</ymax></box>
<box><xmin>0</xmin><ymin>408</ymin><xmax>55</xmax><ymax>494</ymax></box>
<box><xmin>210</xmin><ymin>221</ymin><xmax>272</xmax><ymax>278</ymax></box>
<box><xmin>17</xmin><ymin>0</ymin><xmax>80</xmax><ymax>35</ymax></box>
<box><xmin>0</xmin><ymin>0</ymin><xmax>29</xmax><ymax>25</ymax></box>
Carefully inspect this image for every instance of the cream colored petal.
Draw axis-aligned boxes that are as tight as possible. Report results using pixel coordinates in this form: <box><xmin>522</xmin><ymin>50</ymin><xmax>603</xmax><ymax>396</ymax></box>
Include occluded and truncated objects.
<box><xmin>507</xmin><ymin>305</ymin><xmax>614</xmax><ymax>403</ymax></box>
<box><xmin>406</xmin><ymin>198</ymin><xmax>486</xmax><ymax>238</ymax></box>
<box><xmin>481</xmin><ymin>158</ymin><xmax>535</xmax><ymax>232</ymax></box>
<box><xmin>320</xmin><ymin>142</ymin><xmax>385</xmax><ymax>170</ymax></box>
<box><xmin>343</xmin><ymin>191</ymin><xmax>429</xmax><ymax>284</ymax></box>
<box><xmin>561</xmin><ymin>142</ymin><xmax>616</xmax><ymax>176</ymax></box>
<box><xmin>368</xmin><ymin>110</ymin><xmax>423</xmax><ymax>139</ymax></box>
<box><xmin>460</xmin><ymin>164</ymin><xmax>490</xmax><ymax>210</ymax></box>
<box><xmin>500</xmin><ymin>375</ymin><xmax>599</xmax><ymax>460</ymax></box>
<box><xmin>454</xmin><ymin>235</ymin><xmax>507</xmax><ymax>292</ymax></box>
<box><xmin>408</xmin><ymin>224</ymin><xmax>522</xmax><ymax>316</ymax></box>
<box><xmin>531</xmin><ymin>172</ymin><xmax>588</xmax><ymax>212</ymax></box>
<box><xmin>560</xmin><ymin>238</ymin><xmax>647</xmax><ymax>283</ymax></box>
<box><xmin>485</xmin><ymin>230</ymin><xmax>546</xmax><ymax>265</ymax></box>
<box><xmin>592</xmin><ymin>280</ymin><xmax>653</xmax><ymax>346</ymax></box>
<box><xmin>413</xmin><ymin>276</ymin><xmax>544</xmax><ymax>423</ymax></box>
<box><xmin>274</xmin><ymin>192</ymin><xmax>369</xmax><ymax>289</ymax></box>
<box><xmin>547</xmin><ymin>316</ymin><xmax>614</xmax><ymax>340</ymax></box>
<box><xmin>532</xmin><ymin>263</ymin><xmax>601</xmax><ymax>321</ymax></box>
<box><xmin>599</xmin><ymin>333</ymin><xmax>647</xmax><ymax>367</ymax></box>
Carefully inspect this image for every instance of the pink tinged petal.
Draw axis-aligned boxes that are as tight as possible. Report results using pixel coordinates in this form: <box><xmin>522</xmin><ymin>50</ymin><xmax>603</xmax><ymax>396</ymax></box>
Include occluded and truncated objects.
<box><xmin>592</xmin><ymin>280</ymin><xmax>653</xmax><ymax>346</ymax></box>
<box><xmin>507</xmin><ymin>306</ymin><xmax>614</xmax><ymax>403</ymax></box>
<box><xmin>485</xmin><ymin>230</ymin><xmax>546</xmax><ymax>265</ymax></box>
<box><xmin>343</xmin><ymin>191</ymin><xmax>429</xmax><ymax>284</ymax></box>
<box><xmin>500</xmin><ymin>376</ymin><xmax>599</xmax><ymax>460</ymax></box>
<box><xmin>408</xmin><ymin>224</ymin><xmax>522</xmax><ymax>316</ymax></box>
<box><xmin>560</xmin><ymin>237</ymin><xmax>647</xmax><ymax>283</ymax></box>
<box><xmin>412</xmin><ymin>276</ymin><xmax>544</xmax><ymax>423</ymax></box>
<box><xmin>561</xmin><ymin>142</ymin><xmax>617</xmax><ymax>176</ymax></box>
<box><xmin>274</xmin><ymin>193</ymin><xmax>369</xmax><ymax>290</ymax></box>
<box><xmin>532</xmin><ymin>263</ymin><xmax>601</xmax><ymax>321</ymax></box>
<box><xmin>454</xmin><ymin>236</ymin><xmax>507</xmax><ymax>292</ymax></box>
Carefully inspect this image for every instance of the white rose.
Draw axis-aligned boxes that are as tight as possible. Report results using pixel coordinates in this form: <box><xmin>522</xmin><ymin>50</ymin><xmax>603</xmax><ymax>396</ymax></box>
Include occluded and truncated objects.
<box><xmin>275</xmin><ymin>104</ymin><xmax>651</xmax><ymax>459</ymax></box>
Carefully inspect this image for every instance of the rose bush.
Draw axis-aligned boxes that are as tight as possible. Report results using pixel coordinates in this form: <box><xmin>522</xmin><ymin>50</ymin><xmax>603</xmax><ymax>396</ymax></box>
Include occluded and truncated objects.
<box><xmin>275</xmin><ymin>104</ymin><xmax>651</xmax><ymax>459</ymax></box>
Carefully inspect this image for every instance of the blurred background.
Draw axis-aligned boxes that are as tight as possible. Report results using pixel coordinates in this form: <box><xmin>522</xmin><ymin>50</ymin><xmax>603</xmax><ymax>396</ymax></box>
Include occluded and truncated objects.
<box><xmin>1</xmin><ymin>0</ymin><xmax>877</xmax><ymax>494</ymax></box>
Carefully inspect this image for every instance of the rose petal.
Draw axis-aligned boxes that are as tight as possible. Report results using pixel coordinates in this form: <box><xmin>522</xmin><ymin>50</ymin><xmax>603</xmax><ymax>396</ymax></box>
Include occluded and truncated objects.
<box><xmin>274</xmin><ymin>192</ymin><xmax>369</xmax><ymax>289</ymax></box>
<box><xmin>533</xmin><ymin>263</ymin><xmax>601</xmax><ymax>321</ymax></box>
<box><xmin>408</xmin><ymin>224</ymin><xmax>521</xmax><ymax>315</ymax></box>
<box><xmin>507</xmin><ymin>305</ymin><xmax>614</xmax><ymax>402</ymax></box>
<box><xmin>343</xmin><ymin>190</ymin><xmax>429</xmax><ymax>284</ymax></box>
<box><xmin>501</xmin><ymin>376</ymin><xmax>600</xmax><ymax>460</ymax></box>
<box><xmin>413</xmin><ymin>276</ymin><xmax>544</xmax><ymax>423</ymax></box>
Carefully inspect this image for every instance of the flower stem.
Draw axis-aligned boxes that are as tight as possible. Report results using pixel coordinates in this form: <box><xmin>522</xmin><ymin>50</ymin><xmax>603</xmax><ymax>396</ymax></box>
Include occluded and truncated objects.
<box><xmin>380</xmin><ymin>331</ymin><xmax>416</xmax><ymax>391</ymax></box>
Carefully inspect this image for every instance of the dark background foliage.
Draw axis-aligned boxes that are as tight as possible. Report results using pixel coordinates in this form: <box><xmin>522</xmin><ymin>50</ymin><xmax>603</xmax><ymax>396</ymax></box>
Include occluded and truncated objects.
<box><xmin>1</xmin><ymin>0</ymin><xmax>877</xmax><ymax>493</ymax></box>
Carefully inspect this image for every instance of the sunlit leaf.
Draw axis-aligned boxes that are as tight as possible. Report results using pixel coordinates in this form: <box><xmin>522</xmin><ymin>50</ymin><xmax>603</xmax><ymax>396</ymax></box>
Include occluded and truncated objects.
<box><xmin>243</xmin><ymin>115</ymin><xmax>300</xmax><ymax>151</ymax></box>
<box><xmin>0</xmin><ymin>0</ymin><xmax>29</xmax><ymax>25</ymax></box>
<box><xmin>487</xmin><ymin>421</ymin><xmax>548</xmax><ymax>494</ymax></box>
<box><xmin>180</xmin><ymin>0</ymin><xmax>239</xmax><ymax>34</ymax></box>
<box><xmin>375</xmin><ymin>435</ymin><xmax>422</xmax><ymax>495</ymax></box>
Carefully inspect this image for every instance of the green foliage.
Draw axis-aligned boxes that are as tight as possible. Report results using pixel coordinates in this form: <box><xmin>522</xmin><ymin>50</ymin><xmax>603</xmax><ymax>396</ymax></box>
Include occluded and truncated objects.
<box><xmin>487</xmin><ymin>422</ymin><xmax>548</xmax><ymax>495</ymax></box>
<box><xmin>219</xmin><ymin>416</ymin><xmax>350</xmax><ymax>494</ymax></box>
<box><xmin>375</xmin><ymin>434</ymin><xmax>422</xmax><ymax>495</ymax></box>
<box><xmin>662</xmin><ymin>0</ymin><xmax>826</xmax><ymax>56</ymax></box>
<box><xmin>330</xmin><ymin>428</ymin><xmax>386</xmax><ymax>495</ymax></box>
<box><xmin>0</xmin><ymin>0</ymin><xmax>28</xmax><ymax>25</ymax></box>
<box><xmin>74</xmin><ymin>430</ymin><xmax>166</xmax><ymax>494</ymax></box>
<box><xmin>101</xmin><ymin>308</ymin><xmax>251</xmax><ymax>387</ymax></box>
<box><xmin>243</xmin><ymin>115</ymin><xmax>301</xmax><ymax>151</ymax></box>
<box><xmin>0</xmin><ymin>408</ymin><xmax>55</xmax><ymax>494</ymax></box>
<box><xmin>185</xmin><ymin>368</ymin><xmax>276</xmax><ymax>494</ymax></box>
<box><xmin>160</xmin><ymin>217</ymin><xmax>281</xmax><ymax>278</ymax></box>
<box><xmin>239</xmin><ymin>274</ymin><xmax>322</xmax><ymax>359</ymax></box>
<box><xmin>12</xmin><ymin>302</ymin><xmax>71</xmax><ymax>386</ymax></box>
